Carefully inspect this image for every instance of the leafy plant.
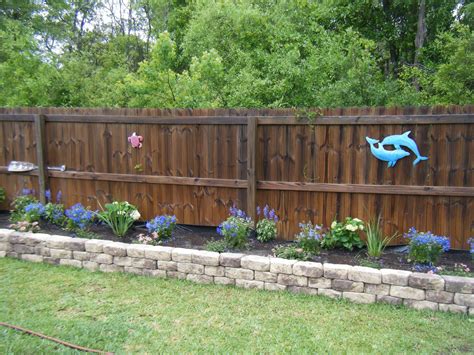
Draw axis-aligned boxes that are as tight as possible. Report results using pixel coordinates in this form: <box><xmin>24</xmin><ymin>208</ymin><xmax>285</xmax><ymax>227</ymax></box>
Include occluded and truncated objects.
<box><xmin>295</xmin><ymin>222</ymin><xmax>324</xmax><ymax>254</ymax></box>
<box><xmin>65</xmin><ymin>203</ymin><xmax>96</xmax><ymax>230</ymax></box>
<box><xmin>438</xmin><ymin>263</ymin><xmax>473</xmax><ymax>277</ymax></box>
<box><xmin>405</xmin><ymin>228</ymin><xmax>450</xmax><ymax>265</ymax></box>
<box><xmin>43</xmin><ymin>203</ymin><xmax>67</xmax><ymax>227</ymax></box>
<box><xmin>205</xmin><ymin>239</ymin><xmax>229</xmax><ymax>253</ymax></box>
<box><xmin>96</xmin><ymin>201</ymin><xmax>141</xmax><ymax>237</ymax></box>
<box><xmin>10</xmin><ymin>194</ymin><xmax>38</xmax><ymax>222</ymax></box>
<box><xmin>255</xmin><ymin>205</ymin><xmax>278</xmax><ymax>242</ymax></box>
<box><xmin>365</xmin><ymin>216</ymin><xmax>397</xmax><ymax>258</ymax></box>
<box><xmin>469</xmin><ymin>238</ymin><xmax>474</xmax><ymax>260</ymax></box>
<box><xmin>217</xmin><ymin>207</ymin><xmax>253</xmax><ymax>249</ymax></box>
<box><xmin>138</xmin><ymin>215</ymin><xmax>177</xmax><ymax>245</ymax></box>
<box><xmin>272</xmin><ymin>245</ymin><xmax>312</xmax><ymax>261</ymax></box>
<box><xmin>23</xmin><ymin>202</ymin><xmax>45</xmax><ymax>223</ymax></box>
<box><xmin>323</xmin><ymin>217</ymin><xmax>365</xmax><ymax>251</ymax></box>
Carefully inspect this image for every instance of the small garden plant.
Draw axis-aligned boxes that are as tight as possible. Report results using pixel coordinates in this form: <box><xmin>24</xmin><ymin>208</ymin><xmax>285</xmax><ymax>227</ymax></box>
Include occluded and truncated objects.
<box><xmin>205</xmin><ymin>239</ymin><xmax>228</xmax><ymax>253</ymax></box>
<box><xmin>405</xmin><ymin>227</ymin><xmax>450</xmax><ymax>267</ymax></box>
<box><xmin>365</xmin><ymin>215</ymin><xmax>397</xmax><ymax>258</ymax></box>
<box><xmin>10</xmin><ymin>190</ymin><xmax>38</xmax><ymax>223</ymax></box>
<box><xmin>97</xmin><ymin>201</ymin><xmax>140</xmax><ymax>237</ymax></box>
<box><xmin>217</xmin><ymin>207</ymin><xmax>253</xmax><ymax>249</ymax></box>
<box><xmin>65</xmin><ymin>203</ymin><xmax>96</xmax><ymax>231</ymax></box>
<box><xmin>296</xmin><ymin>222</ymin><xmax>324</xmax><ymax>254</ymax></box>
<box><xmin>43</xmin><ymin>190</ymin><xmax>67</xmax><ymax>227</ymax></box>
<box><xmin>272</xmin><ymin>245</ymin><xmax>312</xmax><ymax>261</ymax></box>
<box><xmin>0</xmin><ymin>187</ymin><xmax>5</xmax><ymax>204</ymax></box>
<box><xmin>322</xmin><ymin>217</ymin><xmax>365</xmax><ymax>250</ymax></box>
<box><xmin>138</xmin><ymin>215</ymin><xmax>177</xmax><ymax>245</ymax></box>
<box><xmin>255</xmin><ymin>205</ymin><xmax>278</xmax><ymax>242</ymax></box>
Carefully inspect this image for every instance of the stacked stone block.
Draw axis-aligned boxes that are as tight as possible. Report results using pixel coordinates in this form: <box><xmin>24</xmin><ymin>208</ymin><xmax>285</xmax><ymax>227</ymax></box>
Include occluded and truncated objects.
<box><xmin>1</xmin><ymin>229</ymin><xmax>472</xmax><ymax>316</ymax></box>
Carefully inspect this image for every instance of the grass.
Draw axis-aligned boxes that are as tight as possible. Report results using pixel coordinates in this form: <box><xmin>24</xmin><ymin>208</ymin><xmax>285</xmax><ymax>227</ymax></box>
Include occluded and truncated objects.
<box><xmin>1</xmin><ymin>258</ymin><xmax>473</xmax><ymax>354</ymax></box>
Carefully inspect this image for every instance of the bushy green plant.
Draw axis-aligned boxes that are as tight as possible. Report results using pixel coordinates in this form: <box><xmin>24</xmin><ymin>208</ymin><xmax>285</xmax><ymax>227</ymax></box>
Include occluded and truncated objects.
<box><xmin>296</xmin><ymin>222</ymin><xmax>324</xmax><ymax>254</ymax></box>
<box><xmin>365</xmin><ymin>216</ymin><xmax>397</xmax><ymax>258</ymax></box>
<box><xmin>322</xmin><ymin>217</ymin><xmax>365</xmax><ymax>250</ymax></box>
<box><xmin>22</xmin><ymin>202</ymin><xmax>45</xmax><ymax>222</ymax></box>
<box><xmin>405</xmin><ymin>228</ymin><xmax>450</xmax><ymax>265</ymax></box>
<box><xmin>10</xmin><ymin>194</ymin><xmax>38</xmax><ymax>222</ymax></box>
<box><xmin>272</xmin><ymin>245</ymin><xmax>312</xmax><ymax>261</ymax></box>
<box><xmin>97</xmin><ymin>201</ymin><xmax>141</xmax><ymax>237</ymax></box>
<box><xmin>255</xmin><ymin>205</ymin><xmax>278</xmax><ymax>242</ymax></box>
<box><xmin>65</xmin><ymin>203</ymin><xmax>96</xmax><ymax>231</ymax></box>
<box><xmin>205</xmin><ymin>239</ymin><xmax>229</xmax><ymax>253</ymax></box>
<box><xmin>217</xmin><ymin>207</ymin><xmax>253</xmax><ymax>249</ymax></box>
<box><xmin>43</xmin><ymin>203</ymin><xmax>67</xmax><ymax>227</ymax></box>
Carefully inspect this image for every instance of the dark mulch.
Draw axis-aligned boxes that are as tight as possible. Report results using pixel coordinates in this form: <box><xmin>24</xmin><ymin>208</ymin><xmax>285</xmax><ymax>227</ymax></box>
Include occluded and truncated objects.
<box><xmin>1</xmin><ymin>211</ymin><xmax>472</xmax><ymax>273</ymax></box>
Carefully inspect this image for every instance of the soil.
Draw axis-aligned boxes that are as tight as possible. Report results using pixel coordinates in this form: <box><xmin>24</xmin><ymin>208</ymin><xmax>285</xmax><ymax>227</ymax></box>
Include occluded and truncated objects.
<box><xmin>1</xmin><ymin>211</ymin><xmax>472</xmax><ymax>273</ymax></box>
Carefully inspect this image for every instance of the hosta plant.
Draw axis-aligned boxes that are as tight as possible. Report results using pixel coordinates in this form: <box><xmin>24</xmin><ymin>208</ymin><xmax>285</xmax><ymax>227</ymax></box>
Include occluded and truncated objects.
<box><xmin>97</xmin><ymin>201</ymin><xmax>140</xmax><ymax>237</ymax></box>
<box><xmin>217</xmin><ymin>207</ymin><xmax>253</xmax><ymax>249</ymax></box>
<box><xmin>322</xmin><ymin>217</ymin><xmax>365</xmax><ymax>250</ymax></box>
<box><xmin>255</xmin><ymin>205</ymin><xmax>278</xmax><ymax>242</ymax></box>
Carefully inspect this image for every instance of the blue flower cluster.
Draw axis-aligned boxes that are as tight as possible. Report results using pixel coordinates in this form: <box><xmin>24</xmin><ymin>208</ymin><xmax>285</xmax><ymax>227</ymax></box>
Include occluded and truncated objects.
<box><xmin>469</xmin><ymin>238</ymin><xmax>474</xmax><ymax>257</ymax></box>
<box><xmin>404</xmin><ymin>227</ymin><xmax>450</xmax><ymax>252</ymax></box>
<box><xmin>257</xmin><ymin>205</ymin><xmax>279</xmax><ymax>222</ymax></box>
<box><xmin>65</xmin><ymin>203</ymin><xmax>95</xmax><ymax>229</ymax></box>
<box><xmin>146</xmin><ymin>215</ymin><xmax>177</xmax><ymax>238</ymax></box>
<box><xmin>24</xmin><ymin>202</ymin><xmax>46</xmax><ymax>216</ymax></box>
<box><xmin>22</xmin><ymin>188</ymin><xmax>35</xmax><ymax>196</ymax></box>
<box><xmin>229</xmin><ymin>206</ymin><xmax>248</xmax><ymax>219</ymax></box>
<box><xmin>217</xmin><ymin>219</ymin><xmax>239</xmax><ymax>238</ymax></box>
<box><xmin>297</xmin><ymin>222</ymin><xmax>324</xmax><ymax>240</ymax></box>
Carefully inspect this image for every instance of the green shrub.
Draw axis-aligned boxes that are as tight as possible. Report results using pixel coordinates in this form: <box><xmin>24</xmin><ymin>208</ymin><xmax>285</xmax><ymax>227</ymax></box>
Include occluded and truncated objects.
<box><xmin>0</xmin><ymin>187</ymin><xmax>5</xmax><ymax>203</ymax></box>
<box><xmin>10</xmin><ymin>194</ymin><xmax>38</xmax><ymax>222</ymax></box>
<box><xmin>255</xmin><ymin>205</ymin><xmax>278</xmax><ymax>242</ymax></box>
<box><xmin>205</xmin><ymin>239</ymin><xmax>229</xmax><ymax>253</ymax></box>
<box><xmin>365</xmin><ymin>216</ymin><xmax>397</xmax><ymax>258</ymax></box>
<box><xmin>217</xmin><ymin>207</ymin><xmax>253</xmax><ymax>249</ymax></box>
<box><xmin>43</xmin><ymin>203</ymin><xmax>67</xmax><ymax>227</ymax></box>
<box><xmin>405</xmin><ymin>228</ymin><xmax>450</xmax><ymax>265</ymax></box>
<box><xmin>322</xmin><ymin>217</ymin><xmax>365</xmax><ymax>251</ymax></box>
<box><xmin>272</xmin><ymin>245</ymin><xmax>312</xmax><ymax>261</ymax></box>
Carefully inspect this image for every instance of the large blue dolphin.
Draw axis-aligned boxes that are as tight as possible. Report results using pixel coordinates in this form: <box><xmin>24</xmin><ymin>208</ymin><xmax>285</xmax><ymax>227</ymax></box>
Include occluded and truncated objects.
<box><xmin>380</xmin><ymin>131</ymin><xmax>428</xmax><ymax>166</ymax></box>
<box><xmin>365</xmin><ymin>137</ymin><xmax>410</xmax><ymax>167</ymax></box>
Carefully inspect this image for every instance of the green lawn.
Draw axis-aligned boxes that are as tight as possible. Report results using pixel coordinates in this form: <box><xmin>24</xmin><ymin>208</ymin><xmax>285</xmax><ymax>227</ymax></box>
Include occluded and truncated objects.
<box><xmin>0</xmin><ymin>258</ymin><xmax>473</xmax><ymax>354</ymax></box>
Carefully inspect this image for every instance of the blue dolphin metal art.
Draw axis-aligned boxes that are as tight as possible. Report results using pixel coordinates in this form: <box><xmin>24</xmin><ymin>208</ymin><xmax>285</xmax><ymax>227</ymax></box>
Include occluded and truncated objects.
<box><xmin>380</xmin><ymin>131</ymin><xmax>428</xmax><ymax>166</ymax></box>
<box><xmin>365</xmin><ymin>137</ymin><xmax>410</xmax><ymax>168</ymax></box>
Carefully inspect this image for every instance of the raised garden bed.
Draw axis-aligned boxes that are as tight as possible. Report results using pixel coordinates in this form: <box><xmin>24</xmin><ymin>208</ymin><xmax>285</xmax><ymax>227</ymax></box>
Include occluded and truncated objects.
<box><xmin>1</xmin><ymin>228</ymin><xmax>473</xmax><ymax>315</ymax></box>
<box><xmin>1</xmin><ymin>211</ymin><xmax>472</xmax><ymax>275</ymax></box>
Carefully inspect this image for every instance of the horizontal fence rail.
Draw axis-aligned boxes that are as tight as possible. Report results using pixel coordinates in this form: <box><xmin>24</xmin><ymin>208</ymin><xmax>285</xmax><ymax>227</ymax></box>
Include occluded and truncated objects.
<box><xmin>0</xmin><ymin>106</ymin><xmax>472</xmax><ymax>249</ymax></box>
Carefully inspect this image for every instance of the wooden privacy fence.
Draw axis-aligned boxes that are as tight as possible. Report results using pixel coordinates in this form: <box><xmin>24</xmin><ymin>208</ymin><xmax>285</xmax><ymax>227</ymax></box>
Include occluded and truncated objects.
<box><xmin>0</xmin><ymin>106</ymin><xmax>472</xmax><ymax>249</ymax></box>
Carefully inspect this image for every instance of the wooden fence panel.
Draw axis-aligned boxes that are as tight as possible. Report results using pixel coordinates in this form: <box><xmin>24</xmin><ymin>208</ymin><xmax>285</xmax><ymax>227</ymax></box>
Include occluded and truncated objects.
<box><xmin>0</xmin><ymin>106</ymin><xmax>472</xmax><ymax>249</ymax></box>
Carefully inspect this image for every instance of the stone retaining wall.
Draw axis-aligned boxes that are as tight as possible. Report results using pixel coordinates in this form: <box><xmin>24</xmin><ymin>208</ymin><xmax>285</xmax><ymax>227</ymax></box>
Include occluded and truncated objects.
<box><xmin>1</xmin><ymin>229</ymin><xmax>473</xmax><ymax>315</ymax></box>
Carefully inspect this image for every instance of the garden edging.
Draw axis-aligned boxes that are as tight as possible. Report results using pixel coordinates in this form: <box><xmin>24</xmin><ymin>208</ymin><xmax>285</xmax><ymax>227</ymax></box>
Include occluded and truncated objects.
<box><xmin>1</xmin><ymin>228</ymin><xmax>473</xmax><ymax>316</ymax></box>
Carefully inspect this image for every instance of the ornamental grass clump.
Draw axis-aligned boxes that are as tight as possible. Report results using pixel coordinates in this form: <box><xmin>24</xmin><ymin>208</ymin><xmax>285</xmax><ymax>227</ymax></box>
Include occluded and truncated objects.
<box><xmin>322</xmin><ymin>217</ymin><xmax>365</xmax><ymax>250</ymax></box>
<box><xmin>296</xmin><ymin>222</ymin><xmax>324</xmax><ymax>254</ymax></box>
<box><xmin>97</xmin><ymin>201</ymin><xmax>140</xmax><ymax>237</ymax></box>
<box><xmin>405</xmin><ymin>227</ymin><xmax>450</xmax><ymax>266</ymax></box>
<box><xmin>255</xmin><ymin>205</ymin><xmax>278</xmax><ymax>242</ymax></box>
<box><xmin>365</xmin><ymin>215</ymin><xmax>397</xmax><ymax>258</ymax></box>
<box><xmin>138</xmin><ymin>215</ymin><xmax>177</xmax><ymax>245</ymax></box>
<box><xmin>217</xmin><ymin>207</ymin><xmax>253</xmax><ymax>249</ymax></box>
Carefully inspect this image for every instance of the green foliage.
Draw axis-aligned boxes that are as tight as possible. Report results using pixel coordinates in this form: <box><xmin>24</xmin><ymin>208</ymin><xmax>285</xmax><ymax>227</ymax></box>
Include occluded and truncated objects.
<box><xmin>97</xmin><ymin>201</ymin><xmax>140</xmax><ymax>237</ymax></box>
<box><xmin>323</xmin><ymin>217</ymin><xmax>365</xmax><ymax>251</ymax></box>
<box><xmin>43</xmin><ymin>203</ymin><xmax>67</xmax><ymax>227</ymax></box>
<box><xmin>10</xmin><ymin>195</ymin><xmax>38</xmax><ymax>223</ymax></box>
<box><xmin>205</xmin><ymin>239</ymin><xmax>229</xmax><ymax>253</ymax></box>
<box><xmin>217</xmin><ymin>216</ymin><xmax>252</xmax><ymax>249</ymax></box>
<box><xmin>365</xmin><ymin>216</ymin><xmax>397</xmax><ymax>258</ymax></box>
<box><xmin>272</xmin><ymin>244</ymin><xmax>312</xmax><ymax>261</ymax></box>
<box><xmin>0</xmin><ymin>187</ymin><xmax>5</xmax><ymax>204</ymax></box>
<box><xmin>295</xmin><ymin>222</ymin><xmax>323</xmax><ymax>254</ymax></box>
<box><xmin>256</xmin><ymin>219</ymin><xmax>277</xmax><ymax>242</ymax></box>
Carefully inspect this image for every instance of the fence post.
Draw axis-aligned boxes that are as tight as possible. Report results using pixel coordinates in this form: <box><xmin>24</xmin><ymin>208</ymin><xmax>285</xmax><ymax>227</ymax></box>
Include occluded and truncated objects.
<box><xmin>247</xmin><ymin>116</ymin><xmax>257</xmax><ymax>223</ymax></box>
<box><xmin>34</xmin><ymin>114</ymin><xmax>48</xmax><ymax>204</ymax></box>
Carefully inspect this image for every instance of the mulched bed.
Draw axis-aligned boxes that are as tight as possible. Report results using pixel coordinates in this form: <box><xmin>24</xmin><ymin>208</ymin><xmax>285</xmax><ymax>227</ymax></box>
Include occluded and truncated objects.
<box><xmin>1</xmin><ymin>211</ymin><xmax>472</xmax><ymax>273</ymax></box>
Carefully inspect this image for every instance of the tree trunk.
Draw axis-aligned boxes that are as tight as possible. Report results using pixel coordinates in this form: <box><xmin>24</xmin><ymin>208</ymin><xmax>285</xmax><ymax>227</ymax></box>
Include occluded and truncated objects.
<box><xmin>414</xmin><ymin>0</ymin><xmax>427</xmax><ymax>91</ymax></box>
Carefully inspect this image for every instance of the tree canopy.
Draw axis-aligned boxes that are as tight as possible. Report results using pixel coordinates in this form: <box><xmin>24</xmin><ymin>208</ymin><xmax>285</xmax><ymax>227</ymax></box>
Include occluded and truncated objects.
<box><xmin>1</xmin><ymin>0</ymin><xmax>472</xmax><ymax>108</ymax></box>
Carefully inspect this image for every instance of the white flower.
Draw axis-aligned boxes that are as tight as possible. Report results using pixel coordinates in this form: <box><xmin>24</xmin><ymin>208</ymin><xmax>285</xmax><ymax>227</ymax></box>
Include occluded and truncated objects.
<box><xmin>331</xmin><ymin>221</ymin><xmax>337</xmax><ymax>229</ymax></box>
<box><xmin>359</xmin><ymin>225</ymin><xmax>364</xmax><ymax>230</ymax></box>
<box><xmin>345</xmin><ymin>224</ymin><xmax>357</xmax><ymax>232</ymax></box>
<box><xmin>130</xmin><ymin>210</ymin><xmax>141</xmax><ymax>220</ymax></box>
<box><xmin>353</xmin><ymin>218</ymin><xmax>362</xmax><ymax>223</ymax></box>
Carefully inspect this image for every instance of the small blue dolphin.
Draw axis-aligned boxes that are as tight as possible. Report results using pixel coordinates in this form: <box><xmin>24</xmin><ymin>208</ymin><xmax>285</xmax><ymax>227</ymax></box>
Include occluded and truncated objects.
<box><xmin>380</xmin><ymin>131</ymin><xmax>428</xmax><ymax>166</ymax></box>
<box><xmin>365</xmin><ymin>137</ymin><xmax>410</xmax><ymax>168</ymax></box>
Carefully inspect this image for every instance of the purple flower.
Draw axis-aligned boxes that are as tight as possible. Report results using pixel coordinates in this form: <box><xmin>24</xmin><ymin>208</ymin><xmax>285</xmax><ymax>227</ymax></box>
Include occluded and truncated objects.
<box><xmin>45</xmin><ymin>189</ymin><xmax>52</xmax><ymax>202</ymax></box>
<box><xmin>22</xmin><ymin>188</ymin><xmax>33</xmax><ymax>196</ymax></box>
<box><xmin>56</xmin><ymin>190</ymin><xmax>62</xmax><ymax>203</ymax></box>
<box><xmin>256</xmin><ymin>206</ymin><xmax>261</xmax><ymax>216</ymax></box>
